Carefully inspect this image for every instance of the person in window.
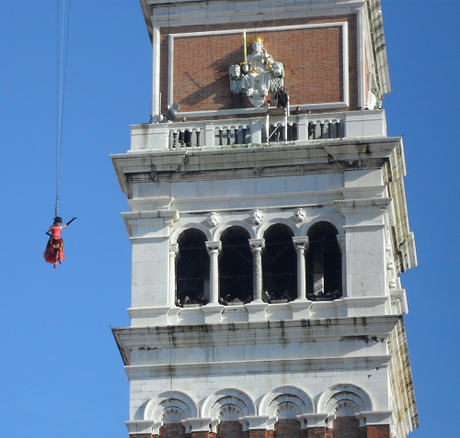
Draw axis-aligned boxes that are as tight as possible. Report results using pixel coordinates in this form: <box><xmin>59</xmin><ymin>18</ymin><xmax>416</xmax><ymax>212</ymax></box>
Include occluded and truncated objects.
<box><xmin>263</xmin><ymin>290</ymin><xmax>272</xmax><ymax>303</ymax></box>
<box><xmin>198</xmin><ymin>293</ymin><xmax>209</xmax><ymax>306</ymax></box>
<box><xmin>44</xmin><ymin>216</ymin><xmax>77</xmax><ymax>269</ymax></box>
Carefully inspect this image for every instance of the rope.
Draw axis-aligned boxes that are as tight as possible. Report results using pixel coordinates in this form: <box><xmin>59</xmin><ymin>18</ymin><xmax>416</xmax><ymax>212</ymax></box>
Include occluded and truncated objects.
<box><xmin>55</xmin><ymin>0</ymin><xmax>71</xmax><ymax>218</ymax></box>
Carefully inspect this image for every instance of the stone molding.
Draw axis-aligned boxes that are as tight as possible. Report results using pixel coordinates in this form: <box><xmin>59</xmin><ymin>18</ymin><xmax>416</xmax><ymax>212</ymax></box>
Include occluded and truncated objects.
<box><xmin>296</xmin><ymin>413</ymin><xmax>336</xmax><ymax>429</ymax></box>
<box><xmin>259</xmin><ymin>386</ymin><xmax>314</xmax><ymax>417</ymax></box>
<box><xmin>317</xmin><ymin>384</ymin><xmax>373</xmax><ymax>415</ymax></box>
<box><xmin>239</xmin><ymin>415</ymin><xmax>277</xmax><ymax>431</ymax></box>
<box><xmin>355</xmin><ymin>410</ymin><xmax>392</xmax><ymax>426</ymax></box>
<box><xmin>202</xmin><ymin>388</ymin><xmax>256</xmax><ymax>419</ymax></box>
<box><xmin>125</xmin><ymin>355</ymin><xmax>392</xmax><ymax>379</ymax></box>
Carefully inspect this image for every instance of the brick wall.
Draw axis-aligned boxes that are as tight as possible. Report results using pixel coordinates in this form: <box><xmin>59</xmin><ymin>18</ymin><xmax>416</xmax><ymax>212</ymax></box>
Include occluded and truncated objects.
<box><xmin>307</xmin><ymin>427</ymin><xmax>333</xmax><ymax>438</ymax></box>
<box><xmin>190</xmin><ymin>432</ymin><xmax>216</xmax><ymax>438</ymax></box>
<box><xmin>366</xmin><ymin>425</ymin><xmax>391</xmax><ymax>438</ymax></box>
<box><xmin>160</xmin><ymin>15</ymin><xmax>357</xmax><ymax>113</ymax></box>
<box><xmin>275</xmin><ymin>418</ymin><xmax>301</xmax><ymax>438</ymax></box>
<box><xmin>160</xmin><ymin>423</ymin><xmax>187</xmax><ymax>438</ymax></box>
<box><xmin>332</xmin><ymin>417</ymin><xmax>366</xmax><ymax>438</ymax></box>
<box><xmin>242</xmin><ymin>430</ymin><xmax>275</xmax><ymax>438</ymax></box>
<box><xmin>217</xmin><ymin>420</ymin><xmax>244</xmax><ymax>438</ymax></box>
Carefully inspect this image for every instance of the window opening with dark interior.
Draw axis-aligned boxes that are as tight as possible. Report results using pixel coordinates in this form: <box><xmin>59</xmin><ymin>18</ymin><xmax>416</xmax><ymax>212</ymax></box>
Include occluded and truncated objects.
<box><xmin>307</xmin><ymin>221</ymin><xmax>342</xmax><ymax>300</ymax></box>
<box><xmin>176</xmin><ymin>229</ymin><xmax>209</xmax><ymax>307</ymax></box>
<box><xmin>219</xmin><ymin>226</ymin><xmax>253</xmax><ymax>304</ymax></box>
<box><xmin>262</xmin><ymin>224</ymin><xmax>296</xmax><ymax>302</ymax></box>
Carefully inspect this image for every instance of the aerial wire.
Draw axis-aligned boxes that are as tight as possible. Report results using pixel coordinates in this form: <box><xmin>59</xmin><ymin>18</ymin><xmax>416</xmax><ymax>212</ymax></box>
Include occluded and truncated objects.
<box><xmin>55</xmin><ymin>0</ymin><xmax>71</xmax><ymax>218</ymax></box>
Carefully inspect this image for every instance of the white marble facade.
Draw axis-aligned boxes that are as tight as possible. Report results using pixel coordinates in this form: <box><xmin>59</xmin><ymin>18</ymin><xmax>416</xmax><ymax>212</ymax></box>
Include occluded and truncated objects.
<box><xmin>112</xmin><ymin>132</ymin><xmax>417</xmax><ymax>437</ymax></box>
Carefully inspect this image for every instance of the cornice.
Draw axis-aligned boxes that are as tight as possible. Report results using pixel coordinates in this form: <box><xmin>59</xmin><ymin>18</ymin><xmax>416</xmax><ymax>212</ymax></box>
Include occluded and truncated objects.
<box><xmin>114</xmin><ymin>315</ymin><xmax>399</xmax><ymax>349</ymax></box>
<box><xmin>124</xmin><ymin>354</ymin><xmax>392</xmax><ymax>378</ymax></box>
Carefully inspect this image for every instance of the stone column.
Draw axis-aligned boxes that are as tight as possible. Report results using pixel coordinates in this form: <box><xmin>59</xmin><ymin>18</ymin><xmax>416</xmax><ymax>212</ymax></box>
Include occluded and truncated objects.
<box><xmin>206</xmin><ymin>241</ymin><xmax>222</xmax><ymax>304</ymax></box>
<box><xmin>168</xmin><ymin>243</ymin><xmax>179</xmax><ymax>306</ymax></box>
<box><xmin>292</xmin><ymin>236</ymin><xmax>309</xmax><ymax>300</ymax></box>
<box><xmin>337</xmin><ymin>235</ymin><xmax>346</xmax><ymax>297</ymax></box>
<box><xmin>249</xmin><ymin>239</ymin><xmax>265</xmax><ymax>301</ymax></box>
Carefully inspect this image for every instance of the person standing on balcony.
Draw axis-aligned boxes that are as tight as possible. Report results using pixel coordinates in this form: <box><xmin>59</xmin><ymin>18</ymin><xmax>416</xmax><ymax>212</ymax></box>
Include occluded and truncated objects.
<box><xmin>277</xmin><ymin>86</ymin><xmax>288</xmax><ymax>108</ymax></box>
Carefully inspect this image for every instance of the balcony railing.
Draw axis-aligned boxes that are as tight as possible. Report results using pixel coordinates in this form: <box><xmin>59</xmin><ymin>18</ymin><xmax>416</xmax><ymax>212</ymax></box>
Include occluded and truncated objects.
<box><xmin>130</xmin><ymin>109</ymin><xmax>387</xmax><ymax>152</ymax></box>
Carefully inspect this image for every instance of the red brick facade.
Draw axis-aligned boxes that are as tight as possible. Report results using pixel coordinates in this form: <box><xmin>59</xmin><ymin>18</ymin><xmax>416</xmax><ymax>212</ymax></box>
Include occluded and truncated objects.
<box><xmin>307</xmin><ymin>427</ymin><xmax>333</xmax><ymax>438</ymax></box>
<box><xmin>243</xmin><ymin>430</ymin><xmax>275</xmax><ymax>438</ymax></box>
<box><xmin>217</xmin><ymin>420</ymin><xmax>244</xmax><ymax>438</ymax></box>
<box><xmin>190</xmin><ymin>432</ymin><xmax>216</xmax><ymax>438</ymax></box>
<box><xmin>275</xmin><ymin>419</ymin><xmax>301</xmax><ymax>438</ymax></box>
<box><xmin>160</xmin><ymin>16</ymin><xmax>358</xmax><ymax>113</ymax></box>
<box><xmin>332</xmin><ymin>417</ymin><xmax>366</xmax><ymax>438</ymax></box>
<box><xmin>130</xmin><ymin>419</ymin><xmax>390</xmax><ymax>438</ymax></box>
<box><xmin>160</xmin><ymin>423</ymin><xmax>187</xmax><ymax>438</ymax></box>
<box><xmin>366</xmin><ymin>425</ymin><xmax>390</xmax><ymax>438</ymax></box>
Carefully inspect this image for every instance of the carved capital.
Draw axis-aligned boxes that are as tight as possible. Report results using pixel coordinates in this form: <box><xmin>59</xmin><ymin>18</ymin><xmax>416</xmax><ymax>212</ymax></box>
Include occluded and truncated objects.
<box><xmin>249</xmin><ymin>238</ymin><xmax>265</xmax><ymax>252</ymax></box>
<box><xmin>292</xmin><ymin>236</ymin><xmax>309</xmax><ymax>250</ymax></box>
<box><xmin>205</xmin><ymin>241</ymin><xmax>222</xmax><ymax>255</ymax></box>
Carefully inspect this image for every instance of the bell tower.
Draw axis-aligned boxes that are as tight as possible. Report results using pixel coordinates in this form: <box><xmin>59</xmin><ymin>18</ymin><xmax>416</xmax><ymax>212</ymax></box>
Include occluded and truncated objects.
<box><xmin>112</xmin><ymin>1</ymin><xmax>419</xmax><ymax>437</ymax></box>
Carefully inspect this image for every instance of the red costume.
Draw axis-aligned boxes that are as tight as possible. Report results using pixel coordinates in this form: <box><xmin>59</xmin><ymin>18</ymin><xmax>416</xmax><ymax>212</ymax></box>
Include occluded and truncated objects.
<box><xmin>43</xmin><ymin>225</ymin><xmax>66</xmax><ymax>264</ymax></box>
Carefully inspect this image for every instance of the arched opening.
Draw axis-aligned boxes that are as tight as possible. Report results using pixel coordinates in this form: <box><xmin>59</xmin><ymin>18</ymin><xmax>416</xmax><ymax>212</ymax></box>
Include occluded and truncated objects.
<box><xmin>219</xmin><ymin>227</ymin><xmax>253</xmax><ymax>304</ymax></box>
<box><xmin>176</xmin><ymin>229</ymin><xmax>209</xmax><ymax>306</ymax></box>
<box><xmin>307</xmin><ymin>221</ymin><xmax>342</xmax><ymax>300</ymax></box>
<box><xmin>262</xmin><ymin>224</ymin><xmax>296</xmax><ymax>302</ymax></box>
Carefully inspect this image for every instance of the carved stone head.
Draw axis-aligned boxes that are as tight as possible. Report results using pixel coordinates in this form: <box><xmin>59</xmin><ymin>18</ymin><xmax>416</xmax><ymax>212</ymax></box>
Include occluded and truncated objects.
<box><xmin>294</xmin><ymin>208</ymin><xmax>306</xmax><ymax>223</ymax></box>
<box><xmin>229</xmin><ymin>64</ymin><xmax>241</xmax><ymax>79</ymax></box>
<box><xmin>250</xmin><ymin>209</ymin><xmax>264</xmax><ymax>225</ymax></box>
<box><xmin>272</xmin><ymin>62</ymin><xmax>284</xmax><ymax>78</ymax></box>
<box><xmin>206</xmin><ymin>212</ymin><xmax>221</xmax><ymax>228</ymax></box>
<box><xmin>252</xmin><ymin>40</ymin><xmax>263</xmax><ymax>53</ymax></box>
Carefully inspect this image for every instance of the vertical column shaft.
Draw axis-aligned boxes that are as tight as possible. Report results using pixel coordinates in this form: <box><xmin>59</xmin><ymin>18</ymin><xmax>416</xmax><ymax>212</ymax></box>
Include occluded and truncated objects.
<box><xmin>293</xmin><ymin>237</ymin><xmax>309</xmax><ymax>300</ymax></box>
<box><xmin>337</xmin><ymin>235</ymin><xmax>346</xmax><ymax>297</ymax></box>
<box><xmin>168</xmin><ymin>243</ymin><xmax>179</xmax><ymax>306</ymax></box>
<box><xmin>206</xmin><ymin>241</ymin><xmax>222</xmax><ymax>304</ymax></box>
<box><xmin>249</xmin><ymin>239</ymin><xmax>265</xmax><ymax>301</ymax></box>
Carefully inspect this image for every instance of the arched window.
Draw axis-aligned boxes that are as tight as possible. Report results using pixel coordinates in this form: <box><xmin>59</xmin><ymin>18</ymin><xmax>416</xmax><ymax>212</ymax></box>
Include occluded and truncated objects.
<box><xmin>176</xmin><ymin>229</ymin><xmax>209</xmax><ymax>306</ymax></box>
<box><xmin>219</xmin><ymin>227</ymin><xmax>253</xmax><ymax>303</ymax></box>
<box><xmin>262</xmin><ymin>224</ymin><xmax>296</xmax><ymax>301</ymax></box>
<box><xmin>307</xmin><ymin>222</ymin><xmax>342</xmax><ymax>300</ymax></box>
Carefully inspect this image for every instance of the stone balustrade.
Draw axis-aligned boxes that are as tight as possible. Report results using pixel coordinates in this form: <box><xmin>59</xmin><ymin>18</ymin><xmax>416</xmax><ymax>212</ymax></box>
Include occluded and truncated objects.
<box><xmin>129</xmin><ymin>109</ymin><xmax>388</xmax><ymax>151</ymax></box>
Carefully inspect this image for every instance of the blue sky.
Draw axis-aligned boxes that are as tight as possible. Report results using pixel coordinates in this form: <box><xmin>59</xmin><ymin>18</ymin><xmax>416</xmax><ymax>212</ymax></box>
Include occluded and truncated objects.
<box><xmin>0</xmin><ymin>1</ymin><xmax>458</xmax><ymax>437</ymax></box>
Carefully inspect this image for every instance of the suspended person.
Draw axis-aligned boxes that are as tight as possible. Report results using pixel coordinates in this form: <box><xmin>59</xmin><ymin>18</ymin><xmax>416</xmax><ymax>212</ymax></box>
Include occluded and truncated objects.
<box><xmin>44</xmin><ymin>216</ymin><xmax>77</xmax><ymax>268</ymax></box>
